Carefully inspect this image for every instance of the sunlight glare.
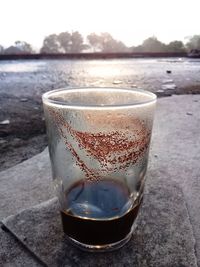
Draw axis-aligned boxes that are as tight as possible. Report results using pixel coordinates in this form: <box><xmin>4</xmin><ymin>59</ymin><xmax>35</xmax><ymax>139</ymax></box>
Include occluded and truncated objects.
<box><xmin>87</xmin><ymin>61</ymin><xmax>122</xmax><ymax>77</ymax></box>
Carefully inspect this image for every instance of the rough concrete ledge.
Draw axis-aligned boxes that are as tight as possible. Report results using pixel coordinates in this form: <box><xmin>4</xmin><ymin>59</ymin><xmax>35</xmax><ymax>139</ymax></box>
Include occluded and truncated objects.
<box><xmin>0</xmin><ymin>148</ymin><xmax>53</xmax><ymax>220</ymax></box>
<box><xmin>0</xmin><ymin>222</ymin><xmax>42</xmax><ymax>266</ymax></box>
<box><xmin>2</xmin><ymin>175</ymin><xmax>197</xmax><ymax>267</ymax></box>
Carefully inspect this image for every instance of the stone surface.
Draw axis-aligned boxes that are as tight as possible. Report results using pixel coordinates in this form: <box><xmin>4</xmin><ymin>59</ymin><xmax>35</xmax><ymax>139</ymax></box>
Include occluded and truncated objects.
<box><xmin>1</xmin><ymin>95</ymin><xmax>200</xmax><ymax>266</ymax></box>
<box><xmin>161</xmin><ymin>83</ymin><xmax>176</xmax><ymax>90</ymax></box>
<box><xmin>0</xmin><ymin>223</ymin><xmax>42</xmax><ymax>266</ymax></box>
<box><xmin>2</xmin><ymin>177</ymin><xmax>197</xmax><ymax>267</ymax></box>
<box><xmin>150</xmin><ymin>94</ymin><xmax>200</xmax><ymax>264</ymax></box>
<box><xmin>162</xmin><ymin>79</ymin><xmax>174</xmax><ymax>84</ymax></box>
<box><xmin>0</xmin><ymin>148</ymin><xmax>53</xmax><ymax>220</ymax></box>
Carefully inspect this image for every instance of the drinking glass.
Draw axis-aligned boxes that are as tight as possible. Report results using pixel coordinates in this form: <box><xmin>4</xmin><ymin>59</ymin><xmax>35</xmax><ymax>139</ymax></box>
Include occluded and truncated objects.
<box><xmin>42</xmin><ymin>87</ymin><xmax>156</xmax><ymax>252</ymax></box>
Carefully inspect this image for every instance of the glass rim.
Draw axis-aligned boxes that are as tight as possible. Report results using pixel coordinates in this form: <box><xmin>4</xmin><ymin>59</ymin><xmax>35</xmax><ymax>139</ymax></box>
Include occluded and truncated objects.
<box><xmin>42</xmin><ymin>87</ymin><xmax>157</xmax><ymax>109</ymax></box>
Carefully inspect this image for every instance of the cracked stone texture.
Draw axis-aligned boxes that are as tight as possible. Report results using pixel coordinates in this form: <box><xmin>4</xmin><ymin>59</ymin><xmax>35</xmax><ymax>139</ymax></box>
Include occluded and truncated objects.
<box><xmin>0</xmin><ymin>95</ymin><xmax>200</xmax><ymax>266</ymax></box>
<box><xmin>150</xmin><ymin>95</ymin><xmax>200</xmax><ymax>265</ymax></box>
<box><xmin>0</xmin><ymin>147</ymin><xmax>54</xmax><ymax>220</ymax></box>
<box><xmin>2</xmin><ymin>176</ymin><xmax>197</xmax><ymax>267</ymax></box>
<box><xmin>0</xmin><ymin>223</ymin><xmax>42</xmax><ymax>266</ymax></box>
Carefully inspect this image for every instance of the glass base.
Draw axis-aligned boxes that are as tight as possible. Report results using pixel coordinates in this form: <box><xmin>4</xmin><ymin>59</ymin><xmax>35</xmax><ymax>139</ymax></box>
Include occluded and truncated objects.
<box><xmin>66</xmin><ymin>230</ymin><xmax>133</xmax><ymax>252</ymax></box>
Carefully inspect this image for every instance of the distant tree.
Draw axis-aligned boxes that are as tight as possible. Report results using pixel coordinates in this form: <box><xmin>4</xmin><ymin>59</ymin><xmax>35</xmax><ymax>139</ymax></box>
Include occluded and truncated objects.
<box><xmin>133</xmin><ymin>37</ymin><xmax>166</xmax><ymax>52</ymax></box>
<box><xmin>101</xmin><ymin>33</ymin><xmax>115</xmax><ymax>52</ymax></box>
<box><xmin>4</xmin><ymin>46</ymin><xmax>23</xmax><ymax>54</ymax></box>
<box><xmin>166</xmin><ymin>40</ymin><xmax>186</xmax><ymax>52</ymax></box>
<box><xmin>87</xmin><ymin>33</ymin><xmax>102</xmax><ymax>52</ymax></box>
<box><xmin>111</xmin><ymin>40</ymin><xmax>128</xmax><ymax>52</ymax></box>
<box><xmin>186</xmin><ymin>35</ymin><xmax>200</xmax><ymax>50</ymax></box>
<box><xmin>81</xmin><ymin>44</ymin><xmax>90</xmax><ymax>52</ymax></box>
<box><xmin>58</xmin><ymin>31</ymin><xmax>71</xmax><ymax>52</ymax></box>
<box><xmin>131</xmin><ymin>45</ymin><xmax>143</xmax><ymax>52</ymax></box>
<box><xmin>143</xmin><ymin>37</ymin><xmax>166</xmax><ymax>52</ymax></box>
<box><xmin>87</xmin><ymin>32</ymin><xmax>128</xmax><ymax>52</ymax></box>
<box><xmin>100</xmin><ymin>32</ymin><xmax>113</xmax><ymax>52</ymax></box>
<box><xmin>41</xmin><ymin>31</ymin><xmax>86</xmax><ymax>53</ymax></box>
<box><xmin>100</xmin><ymin>32</ymin><xmax>128</xmax><ymax>52</ymax></box>
<box><xmin>15</xmin><ymin>41</ymin><xmax>34</xmax><ymax>53</ymax></box>
<box><xmin>70</xmin><ymin>31</ymin><xmax>84</xmax><ymax>53</ymax></box>
<box><xmin>0</xmin><ymin>45</ymin><xmax>4</xmax><ymax>54</ymax></box>
<box><xmin>40</xmin><ymin>34</ymin><xmax>60</xmax><ymax>53</ymax></box>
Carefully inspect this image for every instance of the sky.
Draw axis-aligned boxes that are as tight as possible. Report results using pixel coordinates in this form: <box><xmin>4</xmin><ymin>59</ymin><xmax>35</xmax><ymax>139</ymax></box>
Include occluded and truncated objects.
<box><xmin>1</xmin><ymin>0</ymin><xmax>200</xmax><ymax>50</ymax></box>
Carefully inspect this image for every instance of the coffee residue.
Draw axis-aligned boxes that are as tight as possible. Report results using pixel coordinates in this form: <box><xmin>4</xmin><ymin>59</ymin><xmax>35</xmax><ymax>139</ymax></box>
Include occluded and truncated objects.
<box><xmin>47</xmin><ymin>108</ymin><xmax>150</xmax><ymax>181</ymax></box>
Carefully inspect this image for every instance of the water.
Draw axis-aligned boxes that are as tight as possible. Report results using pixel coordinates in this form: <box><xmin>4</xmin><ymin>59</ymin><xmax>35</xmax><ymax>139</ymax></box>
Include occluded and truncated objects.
<box><xmin>0</xmin><ymin>58</ymin><xmax>200</xmax><ymax>97</ymax></box>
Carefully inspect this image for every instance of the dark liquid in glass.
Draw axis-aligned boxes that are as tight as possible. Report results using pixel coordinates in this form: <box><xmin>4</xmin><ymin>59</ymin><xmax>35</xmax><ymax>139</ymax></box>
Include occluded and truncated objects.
<box><xmin>61</xmin><ymin>179</ymin><xmax>141</xmax><ymax>245</ymax></box>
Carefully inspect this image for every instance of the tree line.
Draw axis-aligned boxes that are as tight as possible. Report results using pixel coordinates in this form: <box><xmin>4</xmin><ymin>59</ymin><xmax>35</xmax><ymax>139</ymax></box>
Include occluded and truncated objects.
<box><xmin>1</xmin><ymin>31</ymin><xmax>200</xmax><ymax>54</ymax></box>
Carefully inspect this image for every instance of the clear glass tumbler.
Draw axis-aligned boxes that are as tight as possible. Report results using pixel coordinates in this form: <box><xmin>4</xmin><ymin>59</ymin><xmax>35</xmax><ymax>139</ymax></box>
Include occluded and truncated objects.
<box><xmin>42</xmin><ymin>87</ymin><xmax>156</xmax><ymax>252</ymax></box>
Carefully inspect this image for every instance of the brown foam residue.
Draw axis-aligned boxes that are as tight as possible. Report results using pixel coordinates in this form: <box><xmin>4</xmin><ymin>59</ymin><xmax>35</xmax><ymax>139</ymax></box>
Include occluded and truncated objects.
<box><xmin>47</xmin><ymin>107</ymin><xmax>150</xmax><ymax>181</ymax></box>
